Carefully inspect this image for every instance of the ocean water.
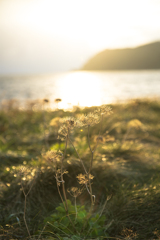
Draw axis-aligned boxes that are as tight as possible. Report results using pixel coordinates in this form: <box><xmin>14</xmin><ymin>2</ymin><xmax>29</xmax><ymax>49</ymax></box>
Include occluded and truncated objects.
<box><xmin>0</xmin><ymin>70</ymin><xmax>160</xmax><ymax>109</ymax></box>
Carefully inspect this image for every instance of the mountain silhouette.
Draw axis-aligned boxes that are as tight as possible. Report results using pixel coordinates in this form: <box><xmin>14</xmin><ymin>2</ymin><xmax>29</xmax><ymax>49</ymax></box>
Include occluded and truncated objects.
<box><xmin>82</xmin><ymin>42</ymin><xmax>160</xmax><ymax>70</ymax></box>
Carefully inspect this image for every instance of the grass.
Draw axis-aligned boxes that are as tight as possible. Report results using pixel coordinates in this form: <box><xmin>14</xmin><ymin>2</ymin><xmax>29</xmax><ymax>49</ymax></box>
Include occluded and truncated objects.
<box><xmin>0</xmin><ymin>98</ymin><xmax>160</xmax><ymax>239</ymax></box>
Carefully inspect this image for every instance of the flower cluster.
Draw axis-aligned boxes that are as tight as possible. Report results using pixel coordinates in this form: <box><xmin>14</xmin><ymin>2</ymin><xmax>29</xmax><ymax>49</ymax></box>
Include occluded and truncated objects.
<box><xmin>55</xmin><ymin>169</ymin><xmax>68</xmax><ymax>186</ymax></box>
<box><xmin>76</xmin><ymin>173</ymin><xmax>94</xmax><ymax>185</ymax></box>
<box><xmin>67</xmin><ymin>187</ymin><xmax>82</xmax><ymax>198</ymax></box>
<box><xmin>42</xmin><ymin>150</ymin><xmax>63</xmax><ymax>164</ymax></box>
<box><xmin>95</xmin><ymin>105</ymin><xmax>112</xmax><ymax>115</ymax></box>
<box><xmin>94</xmin><ymin>135</ymin><xmax>105</xmax><ymax>143</ymax></box>
<box><xmin>58</xmin><ymin>106</ymin><xmax>112</xmax><ymax>140</ymax></box>
<box><xmin>77</xmin><ymin>112</ymin><xmax>100</xmax><ymax>127</ymax></box>
<box><xmin>58</xmin><ymin>117</ymin><xmax>77</xmax><ymax>139</ymax></box>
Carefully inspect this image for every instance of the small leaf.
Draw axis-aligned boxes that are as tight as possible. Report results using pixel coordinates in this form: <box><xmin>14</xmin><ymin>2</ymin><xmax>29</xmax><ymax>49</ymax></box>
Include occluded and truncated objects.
<box><xmin>91</xmin><ymin>228</ymin><xmax>98</xmax><ymax>237</ymax></box>
<box><xmin>77</xmin><ymin>210</ymin><xmax>86</xmax><ymax>219</ymax></box>
<box><xmin>51</xmin><ymin>213</ymin><xmax>58</xmax><ymax>219</ymax></box>
<box><xmin>68</xmin><ymin>204</ymin><xmax>75</xmax><ymax>213</ymax></box>
<box><xmin>66</xmin><ymin>199</ymin><xmax>72</xmax><ymax>206</ymax></box>
<box><xmin>56</xmin><ymin>206</ymin><xmax>66</xmax><ymax>213</ymax></box>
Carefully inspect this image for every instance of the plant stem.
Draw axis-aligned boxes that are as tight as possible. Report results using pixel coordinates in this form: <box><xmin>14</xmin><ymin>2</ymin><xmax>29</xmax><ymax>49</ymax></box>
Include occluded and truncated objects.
<box><xmin>74</xmin><ymin>197</ymin><xmax>77</xmax><ymax>222</ymax></box>
<box><xmin>100</xmin><ymin>114</ymin><xmax>103</xmax><ymax>134</ymax></box>
<box><xmin>56</xmin><ymin>180</ymin><xmax>67</xmax><ymax>212</ymax></box>
<box><xmin>20</xmin><ymin>176</ymin><xmax>35</xmax><ymax>239</ymax></box>
<box><xmin>87</xmin><ymin>125</ymin><xmax>94</xmax><ymax>207</ymax></box>
<box><xmin>42</xmin><ymin>103</ymin><xmax>49</xmax><ymax>149</ymax></box>
<box><xmin>60</xmin><ymin>130</ymin><xmax>69</xmax><ymax>211</ymax></box>
<box><xmin>23</xmin><ymin>195</ymin><xmax>31</xmax><ymax>239</ymax></box>
<box><xmin>68</xmin><ymin>136</ymin><xmax>88</xmax><ymax>175</ymax></box>
<box><xmin>60</xmin><ymin>129</ymin><xmax>78</xmax><ymax>233</ymax></box>
<box><xmin>88</xmin><ymin>125</ymin><xmax>94</xmax><ymax>174</ymax></box>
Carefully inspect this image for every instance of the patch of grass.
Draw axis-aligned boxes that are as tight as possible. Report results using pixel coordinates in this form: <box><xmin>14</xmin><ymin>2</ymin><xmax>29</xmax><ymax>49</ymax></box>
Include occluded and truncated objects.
<box><xmin>0</xmin><ymin>98</ymin><xmax>160</xmax><ymax>239</ymax></box>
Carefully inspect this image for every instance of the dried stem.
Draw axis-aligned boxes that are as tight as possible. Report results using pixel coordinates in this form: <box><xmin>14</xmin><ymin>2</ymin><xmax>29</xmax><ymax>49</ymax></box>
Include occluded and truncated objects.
<box><xmin>93</xmin><ymin>114</ymin><xmax>104</xmax><ymax>153</ymax></box>
<box><xmin>87</xmin><ymin>125</ymin><xmax>95</xmax><ymax>207</ymax></box>
<box><xmin>88</xmin><ymin>125</ymin><xmax>94</xmax><ymax>174</ymax></box>
<box><xmin>42</xmin><ymin>102</ymin><xmax>49</xmax><ymax>149</ymax></box>
<box><xmin>68</xmin><ymin>136</ymin><xmax>88</xmax><ymax>175</ymax></box>
<box><xmin>54</xmin><ymin>163</ymin><xmax>67</xmax><ymax>211</ymax></box>
<box><xmin>55</xmin><ymin>179</ymin><xmax>67</xmax><ymax>212</ymax></box>
<box><xmin>58</xmin><ymin>128</ymin><xmax>78</xmax><ymax>233</ymax></box>
<box><xmin>20</xmin><ymin>176</ymin><xmax>35</xmax><ymax>239</ymax></box>
<box><xmin>60</xmin><ymin>129</ymin><xmax>69</xmax><ymax>211</ymax></box>
<box><xmin>74</xmin><ymin>197</ymin><xmax>77</xmax><ymax>222</ymax></box>
<box><xmin>100</xmin><ymin>114</ymin><xmax>103</xmax><ymax>134</ymax></box>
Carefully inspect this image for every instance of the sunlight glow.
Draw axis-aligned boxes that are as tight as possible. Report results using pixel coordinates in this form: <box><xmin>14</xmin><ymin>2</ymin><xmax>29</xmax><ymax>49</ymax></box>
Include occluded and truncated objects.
<box><xmin>1</xmin><ymin>0</ymin><xmax>160</xmax><ymax>51</ymax></box>
<box><xmin>1</xmin><ymin>0</ymin><xmax>160</xmax><ymax>74</ymax></box>
<box><xmin>55</xmin><ymin>72</ymin><xmax>102</xmax><ymax>109</ymax></box>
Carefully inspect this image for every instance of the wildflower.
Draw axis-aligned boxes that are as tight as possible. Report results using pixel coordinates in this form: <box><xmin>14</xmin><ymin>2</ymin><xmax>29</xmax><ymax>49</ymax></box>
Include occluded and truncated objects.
<box><xmin>95</xmin><ymin>105</ymin><xmax>112</xmax><ymax>115</ymax></box>
<box><xmin>42</xmin><ymin>150</ymin><xmax>62</xmax><ymax>163</ymax></box>
<box><xmin>94</xmin><ymin>135</ymin><xmax>105</xmax><ymax>143</ymax></box>
<box><xmin>76</xmin><ymin>173</ymin><xmax>94</xmax><ymax>185</ymax></box>
<box><xmin>67</xmin><ymin>187</ymin><xmax>82</xmax><ymax>197</ymax></box>
<box><xmin>55</xmin><ymin>169</ymin><xmax>68</xmax><ymax>186</ymax></box>
<box><xmin>60</xmin><ymin>117</ymin><xmax>76</xmax><ymax>127</ymax></box>
<box><xmin>58</xmin><ymin>117</ymin><xmax>78</xmax><ymax>139</ymax></box>
<box><xmin>77</xmin><ymin>112</ymin><xmax>100</xmax><ymax>127</ymax></box>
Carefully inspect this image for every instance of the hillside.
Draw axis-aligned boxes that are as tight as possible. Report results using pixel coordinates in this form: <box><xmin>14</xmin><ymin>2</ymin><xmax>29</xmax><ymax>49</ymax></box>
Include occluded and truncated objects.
<box><xmin>82</xmin><ymin>41</ymin><xmax>160</xmax><ymax>70</ymax></box>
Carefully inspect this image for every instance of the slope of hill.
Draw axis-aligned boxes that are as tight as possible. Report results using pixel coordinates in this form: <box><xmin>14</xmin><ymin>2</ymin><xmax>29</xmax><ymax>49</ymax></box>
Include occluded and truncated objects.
<box><xmin>82</xmin><ymin>42</ymin><xmax>160</xmax><ymax>70</ymax></box>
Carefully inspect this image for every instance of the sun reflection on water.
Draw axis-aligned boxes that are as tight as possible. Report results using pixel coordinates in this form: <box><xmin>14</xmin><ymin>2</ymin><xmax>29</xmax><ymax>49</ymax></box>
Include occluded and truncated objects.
<box><xmin>55</xmin><ymin>71</ymin><xmax>102</xmax><ymax>109</ymax></box>
<box><xmin>2</xmin><ymin>70</ymin><xmax>160</xmax><ymax>111</ymax></box>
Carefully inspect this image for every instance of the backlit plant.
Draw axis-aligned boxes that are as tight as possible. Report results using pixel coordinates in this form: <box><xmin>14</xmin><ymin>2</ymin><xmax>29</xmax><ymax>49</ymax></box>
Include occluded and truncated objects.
<box><xmin>39</xmin><ymin>105</ymin><xmax>112</xmax><ymax>239</ymax></box>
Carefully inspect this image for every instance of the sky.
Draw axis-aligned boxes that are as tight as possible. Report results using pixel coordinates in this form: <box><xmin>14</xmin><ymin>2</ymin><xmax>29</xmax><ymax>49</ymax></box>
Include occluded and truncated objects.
<box><xmin>0</xmin><ymin>0</ymin><xmax>160</xmax><ymax>74</ymax></box>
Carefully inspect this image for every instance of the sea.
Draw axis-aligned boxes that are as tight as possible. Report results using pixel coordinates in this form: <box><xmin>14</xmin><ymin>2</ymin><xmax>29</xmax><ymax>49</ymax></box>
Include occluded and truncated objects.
<box><xmin>0</xmin><ymin>70</ymin><xmax>160</xmax><ymax>109</ymax></box>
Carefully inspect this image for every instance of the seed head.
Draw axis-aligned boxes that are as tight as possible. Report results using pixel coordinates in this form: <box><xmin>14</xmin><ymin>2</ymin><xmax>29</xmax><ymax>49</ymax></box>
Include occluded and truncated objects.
<box><xmin>55</xmin><ymin>168</ymin><xmax>68</xmax><ymax>186</ymax></box>
<box><xmin>95</xmin><ymin>105</ymin><xmax>112</xmax><ymax>115</ymax></box>
<box><xmin>58</xmin><ymin>117</ymin><xmax>78</xmax><ymax>139</ymax></box>
<box><xmin>94</xmin><ymin>135</ymin><xmax>105</xmax><ymax>143</ymax></box>
<box><xmin>67</xmin><ymin>187</ymin><xmax>82</xmax><ymax>197</ymax></box>
<box><xmin>76</xmin><ymin>173</ymin><xmax>94</xmax><ymax>185</ymax></box>
<box><xmin>42</xmin><ymin>150</ymin><xmax>62</xmax><ymax>163</ymax></box>
<box><xmin>77</xmin><ymin>112</ymin><xmax>100</xmax><ymax>127</ymax></box>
